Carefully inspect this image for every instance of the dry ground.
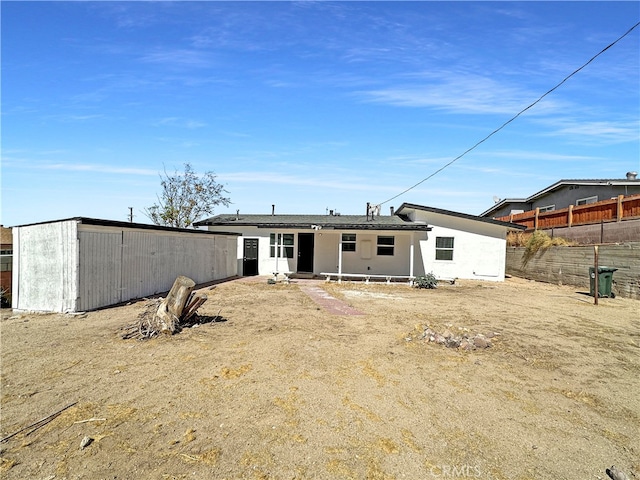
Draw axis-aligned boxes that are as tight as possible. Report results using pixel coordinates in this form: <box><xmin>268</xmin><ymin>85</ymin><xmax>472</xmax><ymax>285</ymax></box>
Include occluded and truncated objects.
<box><xmin>1</xmin><ymin>276</ymin><xmax>638</xmax><ymax>480</ymax></box>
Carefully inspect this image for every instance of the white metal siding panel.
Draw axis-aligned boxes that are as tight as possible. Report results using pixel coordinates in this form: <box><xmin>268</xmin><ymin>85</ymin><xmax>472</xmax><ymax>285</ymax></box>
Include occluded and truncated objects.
<box><xmin>77</xmin><ymin>231</ymin><xmax>122</xmax><ymax>311</ymax></box>
<box><xmin>121</xmin><ymin>231</ymin><xmax>236</xmax><ymax>303</ymax></box>
<box><xmin>14</xmin><ymin>221</ymin><xmax>237</xmax><ymax>312</ymax></box>
<box><xmin>13</xmin><ymin>221</ymin><xmax>78</xmax><ymax>312</ymax></box>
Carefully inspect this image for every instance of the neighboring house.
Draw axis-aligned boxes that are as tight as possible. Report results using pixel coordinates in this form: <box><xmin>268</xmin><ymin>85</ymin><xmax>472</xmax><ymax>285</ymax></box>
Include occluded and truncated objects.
<box><xmin>12</xmin><ymin>217</ymin><xmax>239</xmax><ymax>313</ymax></box>
<box><xmin>194</xmin><ymin>203</ymin><xmax>524</xmax><ymax>282</ymax></box>
<box><xmin>1</xmin><ymin>226</ymin><xmax>12</xmax><ymax>307</ymax></box>
<box><xmin>480</xmin><ymin>172</ymin><xmax>640</xmax><ymax>219</ymax></box>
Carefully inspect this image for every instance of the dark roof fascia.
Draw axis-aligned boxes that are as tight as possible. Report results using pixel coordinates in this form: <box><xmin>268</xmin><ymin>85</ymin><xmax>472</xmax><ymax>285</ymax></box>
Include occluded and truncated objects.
<box><xmin>253</xmin><ymin>222</ymin><xmax>431</xmax><ymax>231</ymax></box>
<box><xmin>195</xmin><ymin>214</ymin><xmax>431</xmax><ymax>231</ymax></box>
<box><xmin>12</xmin><ymin>217</ymin><xmax>240</xmax><ymax>236</ymax></box>
<box><xmin>397</xmin><ymin>203</ymin><xmax>526</xmax><ymax>230</ymax></box>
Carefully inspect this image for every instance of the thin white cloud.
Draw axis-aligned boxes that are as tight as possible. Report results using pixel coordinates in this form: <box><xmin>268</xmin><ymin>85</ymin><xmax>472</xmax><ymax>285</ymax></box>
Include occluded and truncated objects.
<box><xmin>154</xmin><ymin>117</ymin><xmax>207</xmax><ymax>129</ymax></box>
<box><xmin>140</xmin><ymin>48</ymin><xmax>213</xmax><ymax>68</ymax></box>
<box><xmin>33</xmin><ymin>162</ymin><xmax>159</xmax><ymax>176</ymax></box>
<box><xmin>360</xmin><ymin>73</ymin><xmax>562</xmax><ymax>115</ymax></box>
<box><xmin>473</xmin><ymin>150</ymin><xmax>602</xmax><ymax>162</ymax></box>
<box><xmin>222</xmin><ymin>171</ymin><xmax>376</xmax><ymax>191</ymax></box>
<box><xmin>541</xmin><ymin>118</ymin><xmax>640</xmax><ymax>144</ymax></box>
<box><xmin>44</xmin><ymin>113</ymin><xmax>106</xmax><ymax>123</ymax></box>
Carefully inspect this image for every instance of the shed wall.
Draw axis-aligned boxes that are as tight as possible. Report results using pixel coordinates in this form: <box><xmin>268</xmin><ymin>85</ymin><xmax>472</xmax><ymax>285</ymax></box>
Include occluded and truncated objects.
<box><xmin>12</xmin><ymin>221</ymin><xmax>79</xmax><ymax>312</ymax></box>
<box><xmin>13</xmin><ymin>221</ymin><xmax>238</xmax><ymax>312</ymax></box>
<box><xmin>77</xmin><ymin>225</ymin><xmax>237</xmax><ymax>311</ymax></box>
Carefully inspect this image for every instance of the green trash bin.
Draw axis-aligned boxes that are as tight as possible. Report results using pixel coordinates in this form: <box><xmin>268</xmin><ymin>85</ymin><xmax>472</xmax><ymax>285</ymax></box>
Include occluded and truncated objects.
<box><xmin>589</xmin><ymin>266</ymin><xmax>618</xmax><ymax>298</ymax></box>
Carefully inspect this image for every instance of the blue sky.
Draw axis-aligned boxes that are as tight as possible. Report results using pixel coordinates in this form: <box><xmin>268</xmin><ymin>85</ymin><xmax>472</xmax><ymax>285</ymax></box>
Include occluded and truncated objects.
<box><xmin>2</xmin><ymin>1</ymin><xmax>639</xmax><ymax>226</ymax></box>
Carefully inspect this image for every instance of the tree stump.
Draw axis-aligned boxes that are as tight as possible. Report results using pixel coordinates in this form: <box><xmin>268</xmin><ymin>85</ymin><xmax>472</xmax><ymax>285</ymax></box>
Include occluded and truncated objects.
<box><xmin>154</xmin><ymin>276</ymin><xmax>196</xmax><ymax>334</ymax></box>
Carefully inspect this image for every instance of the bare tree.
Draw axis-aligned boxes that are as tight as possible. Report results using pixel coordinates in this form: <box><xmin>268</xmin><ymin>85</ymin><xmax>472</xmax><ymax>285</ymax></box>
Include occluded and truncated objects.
<box><xmin>145</xmin><ymin>163</ymin><xmax>230</xmax><ymax>228</ymax></box>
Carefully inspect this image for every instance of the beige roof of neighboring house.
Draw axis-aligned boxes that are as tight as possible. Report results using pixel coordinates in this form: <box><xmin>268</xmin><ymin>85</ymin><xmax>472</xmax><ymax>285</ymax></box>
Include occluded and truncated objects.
<box><xmin>1</xmin><ymin>226</ymin><xmax>13</xmax><ymax>246</ymax></box>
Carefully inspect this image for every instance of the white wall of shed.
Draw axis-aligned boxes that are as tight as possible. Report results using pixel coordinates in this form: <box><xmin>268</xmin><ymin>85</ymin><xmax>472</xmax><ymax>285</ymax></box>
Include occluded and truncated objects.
<box><xmin>76</xmin><ymin>225</ymin><xmax>238</xmax><ymax>311</ymax></box>
<box><xmin>12</xmin><ymin>222</ymin><xmax>238</xmax><ymax>313</ymax></box>
<box><xmin>12</xmin><ymin>220</ymin><xmax>79</xmax><ymax>312</ymax></box>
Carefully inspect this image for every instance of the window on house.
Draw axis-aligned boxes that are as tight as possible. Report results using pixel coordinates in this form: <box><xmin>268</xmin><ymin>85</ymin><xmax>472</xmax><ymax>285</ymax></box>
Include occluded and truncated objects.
<box><xmin>576</xmin><ymin>196</ymin><xmax>597</xmax><ymax>206</ymax></box>
<box><xmin>435</xmin><ymin>237</ymin><xmax>454</xmax><ymax>261</ymax></box>
<box><xmin>377</xmin><ymin>236</ymin><xmax>394</xmax><ymax>256</ymax></box>
<box><xmin>342</xmin><ymin>233</ymin><xmax>356</xmax><ymax>252</ymax></box>
<box><xmin>0</xmin><ymin>251</ymin><xmax>11</xmax><ymax>272</ymax></box>
<box><xmin>269</xmin><ymin>233</ymin><xmax>294</xmax><ymax>258</ymax></box>
<box><xmin>539</xmin><ymin>205</ymin><xmax>555</xmax><ymax>212</ymax></box>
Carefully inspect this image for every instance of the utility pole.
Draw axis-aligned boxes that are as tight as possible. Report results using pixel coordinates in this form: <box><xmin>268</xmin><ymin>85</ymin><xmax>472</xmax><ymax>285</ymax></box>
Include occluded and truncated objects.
<box><xmin>128</xmin><ymin>207</ymin><xmax>134</xmax><ymax>223</ymax></box>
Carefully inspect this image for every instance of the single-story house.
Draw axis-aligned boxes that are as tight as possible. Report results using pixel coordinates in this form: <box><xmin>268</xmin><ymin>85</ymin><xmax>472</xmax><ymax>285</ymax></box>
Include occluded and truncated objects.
<box><xmin>481</xmin><ymin>172</ymin><xmax>640</xmax><ymax>218</ymax></box>
<box><xmin>12</xmin><ymin>217</ymin><xmax>239</xmax><ymax>313</ymax></box>
<box><xmin>194</xmin><ymin>203</ymin><xmax>524</xmax><ymax>282</ymax></box>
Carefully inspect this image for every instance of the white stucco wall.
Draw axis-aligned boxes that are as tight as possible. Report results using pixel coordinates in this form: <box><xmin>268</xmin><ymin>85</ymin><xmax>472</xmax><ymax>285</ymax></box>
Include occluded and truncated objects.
<box><xmin>337</xmin><ymin>231</ymin><xmax>419</xmax><ymax>276</ymax></box>
<box><xmin>13</xmin><ymin>220</ymin><xmax>238</xmax><ymax>312</ymax></box>
<box><xmin>209</xmin><ymin>226</ymin><xmax>426</xmax><ymax>277</ymax></box>
<box><xmin>221</xmin><ymin>226</ymin><xmax>300</xmax><ymax>275</ymax></box>
<box><xmin>407</xmin><ymin>210</ymin><xmax>508</xmax><ymax>281</ymax></box>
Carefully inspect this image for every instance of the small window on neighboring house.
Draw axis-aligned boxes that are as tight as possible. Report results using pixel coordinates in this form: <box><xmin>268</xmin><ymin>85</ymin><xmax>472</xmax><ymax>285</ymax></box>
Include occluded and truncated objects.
<box><xmin>377</xmin><ymin>236</ymin><xmax>394</xmax><ymax>256</ymax></box>
<box><xmin>270</xmin><ymin>233</ymin><xmax>294</xmax><ymax>258</ymax></box>
<box><xmin>576</xmin><ymin>196</ymin><xmax>597</xmax><ymax>206</ymax></box>
<box><xmin>0</xmin><ymin>250</ymin><xmax>11</xmax><ymax>272</ymax></box>
<box><xmin>539</xmin><ymin>205</ymin><xmax>555</xmax><ymax>212</ymax></box>
<box><xmin>342</xmin><ymin>233</ymin><xmax>356</xmax><ymax>252</ymax></box>
<box><xmin>435</xmin><ymin>237</ymin><xmax>454</xmax><ymax>261</ymax></box>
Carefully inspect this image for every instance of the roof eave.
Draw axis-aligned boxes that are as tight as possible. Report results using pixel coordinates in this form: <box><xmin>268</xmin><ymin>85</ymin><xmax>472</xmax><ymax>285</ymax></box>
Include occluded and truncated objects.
<box><xmin>396</xmin><ymin>202</ymin><xmax>526</xmax><ymax>230</ymax></box>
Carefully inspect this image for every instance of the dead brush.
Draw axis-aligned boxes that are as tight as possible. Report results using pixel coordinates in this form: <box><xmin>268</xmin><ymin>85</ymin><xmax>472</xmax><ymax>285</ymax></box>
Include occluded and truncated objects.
<box><xmin>522</xmin><ymin>230</ymin><xmax>575</xmax><ymax>266</ymax></box>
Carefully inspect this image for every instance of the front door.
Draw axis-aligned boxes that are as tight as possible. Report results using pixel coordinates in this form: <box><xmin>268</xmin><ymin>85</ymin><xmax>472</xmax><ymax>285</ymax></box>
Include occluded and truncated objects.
<box><xmin>243</xmin><ymin>238</ymin><xmax>259</xmax><ymax>276</ymax></box>
<box><xmin>297</xmin><ymin>233</ymin><xmax>314</xmax><ymax>273</ymax></box>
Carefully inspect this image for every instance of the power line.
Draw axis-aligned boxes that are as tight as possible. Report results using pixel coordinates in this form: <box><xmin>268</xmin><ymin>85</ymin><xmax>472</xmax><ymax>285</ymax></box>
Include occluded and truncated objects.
<box><xmin>378</xmin><ymin>20</ymin><xmax>640</xmax><ymax>207</ymax></box>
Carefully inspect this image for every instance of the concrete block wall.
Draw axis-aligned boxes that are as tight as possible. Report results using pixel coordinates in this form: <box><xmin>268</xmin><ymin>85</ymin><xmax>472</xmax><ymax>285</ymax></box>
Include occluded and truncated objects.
<box><xmin>542</xmin><ymin>218</ymin><xmax>640</xmax><ymax>244</ymax></box>
<box><xmin>506</xmin><ymin>242</ymin><xmax>640</xmax><ymax>300</ymax></box>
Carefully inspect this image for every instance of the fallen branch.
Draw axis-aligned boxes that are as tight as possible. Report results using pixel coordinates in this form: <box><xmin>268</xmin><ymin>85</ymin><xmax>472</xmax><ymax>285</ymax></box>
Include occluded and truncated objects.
<box><xmin>73</xmin><ymin>417</ymin><xmax>106</xmax><ymax>424</ymax></box>
<box><xmin>182</xmin><ymin>293</ymin><xmax>208</xmax><ymax>323</ymax></box>
<box><xmin>1</xmin><ymin>402</ymin><xmax>78</xmax><ymax>443</ymax></box>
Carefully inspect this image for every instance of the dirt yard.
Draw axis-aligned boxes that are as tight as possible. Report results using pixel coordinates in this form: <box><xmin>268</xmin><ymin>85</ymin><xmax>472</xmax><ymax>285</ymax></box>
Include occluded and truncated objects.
<box><xmin>1</xmin><ymin>277</ymin><xmax>638</xmax><ymax>480</ymax></box>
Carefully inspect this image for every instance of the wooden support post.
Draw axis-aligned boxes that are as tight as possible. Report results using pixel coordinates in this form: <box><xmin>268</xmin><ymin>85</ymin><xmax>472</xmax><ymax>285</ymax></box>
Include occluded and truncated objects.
<box><xmin>568</xmin><ymin>205</ymin><xmax>573</xmax><ymax>228</ymax></box>
<box><xmin>534</xmin><ymin>207</ymin><xmax>540</xmax><ymax>231</ymax></box>
<box><xmin>594</xmin><ymin>245</ymin><xmax>599</xmax><ymax>306</ymax></box>
<box><xmin>616</xmin><ymin>194</ymin><xmax>624</xmax><ymax>222</ymax></box>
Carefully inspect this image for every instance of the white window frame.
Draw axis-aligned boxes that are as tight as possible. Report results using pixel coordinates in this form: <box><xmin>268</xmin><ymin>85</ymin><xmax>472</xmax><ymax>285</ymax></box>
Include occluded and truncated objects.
<box><xmin>269</xmin><ymin>233</ymin><xmax>294</xmax><ymax>258</ymax></box>
<box><xmin>539</xmin><ymin>204</ymin><xmax>555</xmax><ymax>212</ymax></box>
<box><xmin>376</xmin><ymin>236</ymin><xmax>395</xmax><ymax>256</ymax></box>
<box><xmin>341</xmin><ymin>233</ymin><xmax>356</xmax><ymax>252</ymax></box>
<box><xmin>576</xmin><ymin>196</ymin><xmax>598</xmax><ymax>206</ymax></box>
<box><xmin>435</xmin><ymin>236</ymin><xmax>454</xmax><ymax>261</ymax></box>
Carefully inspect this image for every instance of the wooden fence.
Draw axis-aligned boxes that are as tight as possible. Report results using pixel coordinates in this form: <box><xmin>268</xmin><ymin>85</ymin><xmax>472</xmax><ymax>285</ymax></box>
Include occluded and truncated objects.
<box><xmin>496</xmin><ymin>194</ymin><xmax>640</xmax><ymax>231</ymax></box>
